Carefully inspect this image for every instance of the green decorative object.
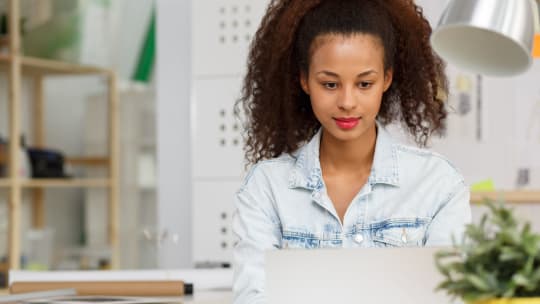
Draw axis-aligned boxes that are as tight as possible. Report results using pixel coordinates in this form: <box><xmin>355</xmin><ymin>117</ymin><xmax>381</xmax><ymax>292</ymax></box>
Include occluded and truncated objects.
<box><xmin>435</xmin><ymin>201</ymin><xmax>540</xmax><ymax>304</ymax></box>
<box><xmin>132</xmin><ymin>8</ymin><xmax>155</xmax><ymax>83</ymax></box>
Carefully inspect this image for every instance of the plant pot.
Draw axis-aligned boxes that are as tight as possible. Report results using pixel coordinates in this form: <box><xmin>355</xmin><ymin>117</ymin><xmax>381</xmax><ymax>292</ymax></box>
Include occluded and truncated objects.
<box><xmin>471</xmin><ymin>298</ymin><xmax>540</xmax><ymax>304</ymax></box>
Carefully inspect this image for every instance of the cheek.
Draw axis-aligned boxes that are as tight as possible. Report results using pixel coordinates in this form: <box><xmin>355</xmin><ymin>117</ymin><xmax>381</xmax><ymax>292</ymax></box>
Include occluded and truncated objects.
<box><xmin>310</xmin><ymin>102</ymin><xmax>332</xmax><ymax>126</ymax></box>
<box><xmin>309</xmin><ymin>91</ymin><xmax>334</xmax><ymax>116</ymax></box>
<box><xmin>366</xmin><ymin>100</ymin><xmax>382</xmax><ymax>118</ymax></box>
<box><xmin>309</xmin><ymin>98</ymin><xmax>325</xmax><ymax>120</ymax></box>
<box><xmin>366</xmin><ymin>87</ymin><xmax>385</xmax><ymax>112</ymax></box>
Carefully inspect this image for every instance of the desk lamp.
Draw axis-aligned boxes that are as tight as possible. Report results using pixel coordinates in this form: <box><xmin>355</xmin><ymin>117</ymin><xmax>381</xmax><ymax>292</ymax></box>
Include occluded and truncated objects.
<box><xmin>431</xmin><ymin>0</ymin><xmax>540</xmax><ymax>76</ymax></box>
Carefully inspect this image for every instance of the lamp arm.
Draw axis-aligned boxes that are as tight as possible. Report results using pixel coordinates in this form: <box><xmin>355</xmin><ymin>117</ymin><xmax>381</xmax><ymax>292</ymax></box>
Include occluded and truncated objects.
<box><xmin>533</xmin><ymin>0</ymin><xmax>540</xmax><ymax>33</ymax></box>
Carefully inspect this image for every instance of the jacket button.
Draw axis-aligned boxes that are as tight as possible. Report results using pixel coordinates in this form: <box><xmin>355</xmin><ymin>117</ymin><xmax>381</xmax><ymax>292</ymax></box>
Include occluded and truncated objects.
<box><xmin>354</xmin><ymin>234</ymin><xmax>364</xmax><ymax>244</ymax></box>
<box><xmin>401</xmin><ymin>228</ymin><xmax>408</xmax><ymax>243</ymax></box>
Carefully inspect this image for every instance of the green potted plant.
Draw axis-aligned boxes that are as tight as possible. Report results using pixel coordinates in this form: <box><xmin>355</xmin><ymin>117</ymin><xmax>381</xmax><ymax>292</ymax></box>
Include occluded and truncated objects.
<box><xmin>436</xmin><ymin>201</ymin><xmax>540</xmax><ymax>304</ymax></box>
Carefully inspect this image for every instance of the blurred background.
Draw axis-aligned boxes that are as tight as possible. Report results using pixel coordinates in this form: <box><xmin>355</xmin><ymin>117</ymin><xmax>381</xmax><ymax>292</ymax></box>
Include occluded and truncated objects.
<box><xmin>0</xmin><ymin>0</ymin><xmax>539</xmax><ymax>290</ymax></box>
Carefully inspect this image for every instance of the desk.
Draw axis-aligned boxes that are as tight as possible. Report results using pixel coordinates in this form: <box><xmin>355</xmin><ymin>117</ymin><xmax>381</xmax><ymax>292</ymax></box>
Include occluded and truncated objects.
<box><xmin>0</xmin><ymin>290</ymin><xmax>232</xmax><ymax>304</ymax></box>
<box><xmin>162</xmin><ymin>291</ymin><xmax>231</xmax><ymax>304</ymax></box>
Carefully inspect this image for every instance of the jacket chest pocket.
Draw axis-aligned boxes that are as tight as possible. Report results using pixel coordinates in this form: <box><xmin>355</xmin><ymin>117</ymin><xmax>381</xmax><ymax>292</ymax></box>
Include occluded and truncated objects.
<box><xmin>282</xmin><ymin>230</ymin><xmax>321</xmax><ymax>249</ymax></box>
<box><xmin>371</xmin><ymin>218</ymin><xmax>430</xmax><ymax>247</ymax></box>
<box><xmin>281</xmin><ymin>230</ymin><xmax>343</xmax><ymax>249</ymax></box>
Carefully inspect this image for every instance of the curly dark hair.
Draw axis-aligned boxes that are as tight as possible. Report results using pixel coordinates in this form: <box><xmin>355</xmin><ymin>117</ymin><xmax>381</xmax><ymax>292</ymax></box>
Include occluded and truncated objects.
<box><xmin>237</xmin><ymin>0</ymin><xmax>448</xmax><ymax>165</ymax></box>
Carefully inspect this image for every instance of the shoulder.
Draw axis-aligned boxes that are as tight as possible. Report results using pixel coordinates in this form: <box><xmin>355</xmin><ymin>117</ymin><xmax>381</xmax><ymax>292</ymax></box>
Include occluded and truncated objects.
<box><xmin>238</xmin><ymin>153</ymin><xmax>296</xmax><ymax>193</ymax></box>
<box><xmin>394</xmin><ymin>143</ymin><xmax>465</xmax><ymax>184</ymax></box>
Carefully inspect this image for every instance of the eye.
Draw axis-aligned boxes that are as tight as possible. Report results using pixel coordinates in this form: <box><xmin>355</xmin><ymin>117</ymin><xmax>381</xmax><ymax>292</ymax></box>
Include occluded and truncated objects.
<box><xmin>323</xmin><ymin>82</ymin><xmax>338</xmax><ymax>90</ymax></box>
<box><xmin>358</xmin><ymin>81</ymin><xmax>372</xmax><ymax>89</ymax></box>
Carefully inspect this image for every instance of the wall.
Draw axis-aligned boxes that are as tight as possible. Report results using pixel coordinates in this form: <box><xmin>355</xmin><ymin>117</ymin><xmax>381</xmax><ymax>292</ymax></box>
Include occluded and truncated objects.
<box><xmin>155</xmin><ymin>0</ymin><xmax>192</xmax><ymax>268</ymax></box>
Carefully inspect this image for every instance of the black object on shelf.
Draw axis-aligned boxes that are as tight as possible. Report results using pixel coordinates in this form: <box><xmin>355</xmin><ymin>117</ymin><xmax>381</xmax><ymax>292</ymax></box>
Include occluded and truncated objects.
<box><xmin>27</xmin><ymin>148</ymin><xmax>69</xmax><ymax>178</ymax></box>
<box><xmin>0</xmin><ymin>14</ymin><xmax>7</xmax><ymax>36</ymax></box>
<box><xmin>0</xmin><ymin>256</ymin><xmax>7</xmax><ymax>288</ymax></box>
<box><xmin>0</xmin><ymin>135</ymin><xmax>6</xmax><ymax>177</ymax></box>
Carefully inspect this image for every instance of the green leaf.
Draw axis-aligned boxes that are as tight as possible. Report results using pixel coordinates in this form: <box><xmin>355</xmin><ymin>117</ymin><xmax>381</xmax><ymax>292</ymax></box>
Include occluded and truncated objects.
<box><xmin>465</xmin><ymin>274</ymin><xmax>491</xmax><ymax>291</ymax></box>
<box><xmin>463</xmin><ymin>291</ymin><xmax>496</xmax><ymax>302</ymax></box>
<box><xmin>518</xmin><ymin>255</ymin><xmax>535</xmax><ymax>279</ymax></box>
<box><xmin>502</xmin><ymin>287</ymin><xmax>516</xmax><ymax>298</ymax></box>
<box><xmin>476</xmin><ymin>267</ymin><xmax>499</xmax><ymax>291</ymax></box>
<box><xmin>499</xmin><ymin>246</ymin><xmax>525</xmax><ymax>261</ymax></box>
<box><xmin>436</xmin><ymin>279</ymin><xmax>470</xmax><ymax>295</ymax></box>
<box><xmin>521</xmin><ymin>222</ymin><xmax>531</xmax><ymax>237</ymax></box>
<box><xmin>497</xmin><ymin>230</ymin><xmax>520</xmax><ymax>245</ymax></box>
<box><xmin>531</xmin><ymin>268</ymin><xmax>540</xmax><ymax>282</ymax></box>
<box><xmin>523</xmin><ymin>235</ymin><xmax>540</xmax><ymax>256</ymax></box>
<box><xmin>435</xmin><ymin>249</ymin><xmax>461</xmax><ymax>259</ymax></box>
<box><xmin>513</xmin><ymin>273</ymin><xmax>531</xmax><ymax>286</ymax></box>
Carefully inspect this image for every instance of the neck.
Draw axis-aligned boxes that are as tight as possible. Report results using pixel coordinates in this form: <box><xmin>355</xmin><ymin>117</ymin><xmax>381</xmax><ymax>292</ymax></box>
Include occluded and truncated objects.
<box><xmin>319</xmin><ymin>124</ymin><xmax>377</xmax><ymax>176</ymax></box>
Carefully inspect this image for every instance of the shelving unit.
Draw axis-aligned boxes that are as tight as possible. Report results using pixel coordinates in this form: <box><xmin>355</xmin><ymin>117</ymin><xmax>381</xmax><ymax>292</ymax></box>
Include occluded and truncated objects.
<box><xmin>1</xmin><ymin>0</ymin><xmax>119</xmax><ymax>270</ymax></box>
<box><xmin>1</xmin><ymin>179</ymin><xmax>111</xmax><ymax>188</ymax></box>
<box><xmin>471</xmin><ymin>191</ymin><xmax>540</xmax><ymax>204</ymax></box>
<box><xmin>0</xmin><ymin>55</ymin><xmax>110</xmax><ymax>75</ymax></box>
<box><xmin>21</xmin><ymin>179</ymin><xmax>112</xmax><ymax>188</ymax></box>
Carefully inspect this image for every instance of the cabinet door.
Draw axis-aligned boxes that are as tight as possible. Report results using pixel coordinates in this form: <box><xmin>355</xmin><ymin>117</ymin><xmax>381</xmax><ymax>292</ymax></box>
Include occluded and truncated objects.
<box><xmin>192</xmin><ymin>180</ymin><xmax>239</xmax><ymax>265</ymax></box>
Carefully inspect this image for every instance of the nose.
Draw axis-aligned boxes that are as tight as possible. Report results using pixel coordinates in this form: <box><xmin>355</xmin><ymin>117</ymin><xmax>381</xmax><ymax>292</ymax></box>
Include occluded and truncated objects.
<box><xmin>337</xmin><ymin>85</ymin><xmax>357</xmax><ymax>111</ymax></box>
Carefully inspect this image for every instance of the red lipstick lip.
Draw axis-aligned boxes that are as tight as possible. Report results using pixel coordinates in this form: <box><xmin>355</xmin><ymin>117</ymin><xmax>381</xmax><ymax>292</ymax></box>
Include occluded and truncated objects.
<box><xmin>334</xmin><ymin>117</ymin><xmax>360</xmax><ymax>122</ymax></box>
<box><xmin>333</xmin><ymin>117</ymin><xmax>360</xmax><ymax>130</ymax></box>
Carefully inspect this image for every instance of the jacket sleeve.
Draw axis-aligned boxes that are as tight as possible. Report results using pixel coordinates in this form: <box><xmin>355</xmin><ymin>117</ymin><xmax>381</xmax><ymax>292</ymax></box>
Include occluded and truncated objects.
<box><xmin>232</xmin><ymin>185</ymin><xmax>282</xmax><ymax>304</ymax></box>
<box><xmin>425</xmin><ymin>181</ymin><xmax>472</xmax><ymax>246</ymax></box>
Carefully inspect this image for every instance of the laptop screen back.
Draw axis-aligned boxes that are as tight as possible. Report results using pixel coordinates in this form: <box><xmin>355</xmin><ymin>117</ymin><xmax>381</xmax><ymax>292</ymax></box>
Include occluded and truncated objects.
<box><xmin>265</xmin><ymin>247</ymin><xmax>462</xmax><ymax>304</ymax></box>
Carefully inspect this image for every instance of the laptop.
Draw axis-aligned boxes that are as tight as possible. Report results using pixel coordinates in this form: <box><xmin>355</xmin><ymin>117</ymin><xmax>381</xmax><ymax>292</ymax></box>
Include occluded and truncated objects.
<box><xmin>265</xmin><ymin>247</ymin><xmax>463</xmax><ymax>304</ymax></box>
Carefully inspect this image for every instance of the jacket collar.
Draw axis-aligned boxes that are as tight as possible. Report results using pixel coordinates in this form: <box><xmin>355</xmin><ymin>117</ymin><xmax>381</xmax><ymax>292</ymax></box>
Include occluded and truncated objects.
<box><xmin>288</xmin><ymin>123</ymin><xmax>400</xmax><ymax>190</ymax></box>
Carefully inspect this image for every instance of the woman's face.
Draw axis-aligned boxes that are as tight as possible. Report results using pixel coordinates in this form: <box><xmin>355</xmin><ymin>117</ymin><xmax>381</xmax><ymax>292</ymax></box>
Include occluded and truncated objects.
<box><xmin>300</xmin><ymin>33</ymin><xmax>393</xmax><ymax>143</ymax></box>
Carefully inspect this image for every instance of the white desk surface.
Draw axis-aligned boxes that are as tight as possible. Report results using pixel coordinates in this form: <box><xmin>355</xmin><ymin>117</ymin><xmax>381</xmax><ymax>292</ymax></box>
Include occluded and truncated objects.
<box><xmin>162</xmin><ymin>291</ymin><xmax>231</xmax><ymax>304</ymax></box>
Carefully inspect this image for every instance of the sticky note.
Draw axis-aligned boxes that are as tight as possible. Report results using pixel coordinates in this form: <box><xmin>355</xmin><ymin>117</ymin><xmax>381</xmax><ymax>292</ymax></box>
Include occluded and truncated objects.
<box><xmin>470</xmin><ymin>179</ymin><xmax>495</xmax><ymax>192</ymax></box>
<box><xmin>533</xmin><ymin>34</ymin><xmax>540</xmax><ymax>58</ymax></box>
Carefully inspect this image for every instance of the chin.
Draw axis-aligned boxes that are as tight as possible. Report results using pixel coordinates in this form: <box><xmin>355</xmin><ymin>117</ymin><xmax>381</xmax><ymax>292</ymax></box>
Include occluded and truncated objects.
<box><xmin>325</xmin><ymin>126</ymin><xmax>367</xmax><ymax>142</ymax></box>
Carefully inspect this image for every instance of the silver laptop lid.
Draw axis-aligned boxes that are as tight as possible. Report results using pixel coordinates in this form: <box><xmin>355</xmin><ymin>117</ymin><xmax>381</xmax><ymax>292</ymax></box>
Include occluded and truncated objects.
<box><xmin>265</xmin><ymin>247</ymin><xmax>462</xmax><ymax>304</ymax></box>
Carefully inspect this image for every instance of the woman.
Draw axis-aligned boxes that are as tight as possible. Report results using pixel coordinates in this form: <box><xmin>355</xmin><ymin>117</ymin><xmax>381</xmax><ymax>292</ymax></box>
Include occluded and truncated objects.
<box><xmin>233</xmin><ymin>0</ymin><xmax>471</xmax><ymax>303</ymax></box>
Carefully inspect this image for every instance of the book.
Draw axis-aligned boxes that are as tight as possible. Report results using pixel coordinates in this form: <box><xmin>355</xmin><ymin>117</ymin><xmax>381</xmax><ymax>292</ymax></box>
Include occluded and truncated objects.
<box><xmin>9</xmin><ymin>281</ymin><xmax>192</xmax><ymax>297</ymax></box>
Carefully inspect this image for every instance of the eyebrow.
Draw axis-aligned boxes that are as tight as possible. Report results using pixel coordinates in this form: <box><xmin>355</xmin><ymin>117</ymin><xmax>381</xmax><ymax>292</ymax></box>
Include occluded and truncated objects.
<box><xmin>316</xmin><ymin>70</ymin><xmax>378</xmax><ymax>77</ymax></box>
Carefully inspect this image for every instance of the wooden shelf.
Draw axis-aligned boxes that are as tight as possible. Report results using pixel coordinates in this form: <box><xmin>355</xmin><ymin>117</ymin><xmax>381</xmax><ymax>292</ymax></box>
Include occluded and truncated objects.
<box><xmin>2</xmin><ymin>177</ymin><xmax>111</xmax><ymax>188</ymax></box>
<box><xmin>66</xmin><ymin>157</ymin><xmax>109</xmax><ymax>167</ymax></box>
<box><xmin>2</xmin><ymin>157</ymin><xmax>108</xmax><ymax>168</ymax></box>
<box><xmin>0</xmin><ymin>54</ymin><xmax>112</xmax><ymax>76</ymax></box>
<box><xmin>20</xmin><ymin>178</ymin><xmax>111</xmax><ymax>188</ymax></box>
<box><xmin>471</xmin><ymin>191</ymin><xmax>540</xmax><ymax>204</ymax></box>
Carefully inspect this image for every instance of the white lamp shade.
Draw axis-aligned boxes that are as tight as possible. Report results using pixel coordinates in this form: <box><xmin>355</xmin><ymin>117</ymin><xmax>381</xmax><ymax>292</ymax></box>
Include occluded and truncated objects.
<box><xmin>431</xmin><ymin>0</ymin><xmax>535</xmax><ymax>76</ymax></box>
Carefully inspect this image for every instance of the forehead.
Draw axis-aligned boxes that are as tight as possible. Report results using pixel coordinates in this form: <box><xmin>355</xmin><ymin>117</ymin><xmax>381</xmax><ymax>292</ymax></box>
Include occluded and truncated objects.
<box><xmin>309</xmin><ymin>33</ymin><xmax>385</xmax><ymax>71</ymax></box>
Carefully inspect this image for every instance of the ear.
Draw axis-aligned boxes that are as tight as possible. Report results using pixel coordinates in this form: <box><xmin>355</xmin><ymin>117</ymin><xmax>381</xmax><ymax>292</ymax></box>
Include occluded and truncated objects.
<box><xmin>300</xmin><ymin>72</ymin><xmax>310</xmax><ymax>95</ymax></box>
<box><xmin>383</xmin><ymin>68</ymin><xmax>393</xmax><ymax>92</ymax></box>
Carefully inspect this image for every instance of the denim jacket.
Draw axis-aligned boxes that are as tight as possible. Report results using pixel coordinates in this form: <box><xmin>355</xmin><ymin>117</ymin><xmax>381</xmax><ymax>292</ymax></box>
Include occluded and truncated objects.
<box><xmin>232</xmin><ymin>125</ymin><xmax>472</xmax><ymax>304</ymax></box>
